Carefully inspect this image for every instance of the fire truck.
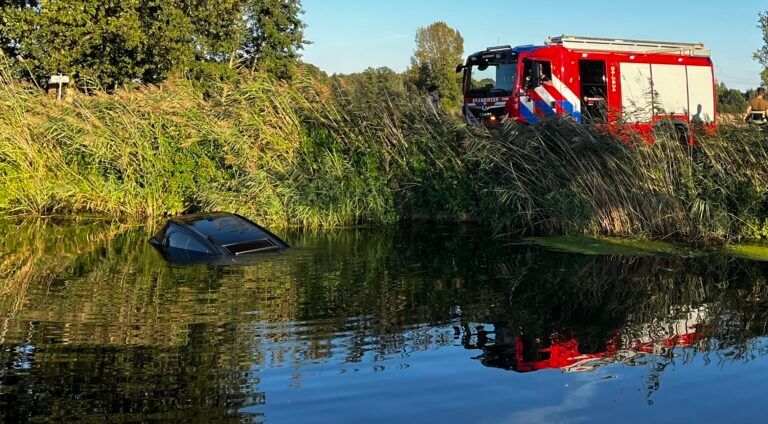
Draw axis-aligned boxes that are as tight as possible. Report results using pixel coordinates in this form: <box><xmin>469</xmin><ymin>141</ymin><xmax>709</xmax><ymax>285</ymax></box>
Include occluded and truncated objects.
<box><xmin>457</xmin><ymin>35</ymin><xmax>717</xmax><ymax>134</ymax></box>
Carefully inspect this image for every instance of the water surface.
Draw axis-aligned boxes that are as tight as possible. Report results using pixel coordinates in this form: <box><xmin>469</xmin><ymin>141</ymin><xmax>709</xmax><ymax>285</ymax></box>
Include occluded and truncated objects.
<box><xmin>2</xmin><ymin>221</ymin><xmax>768</xmax><ymax>422</ymax></box>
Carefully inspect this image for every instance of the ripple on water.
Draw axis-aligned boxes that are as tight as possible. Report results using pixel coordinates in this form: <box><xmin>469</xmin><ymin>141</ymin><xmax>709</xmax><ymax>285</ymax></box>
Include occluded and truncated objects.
<box><xmin>2</xmin><ymin>223</ymin><xmax>768</xmax><ymax>422</ymax></box>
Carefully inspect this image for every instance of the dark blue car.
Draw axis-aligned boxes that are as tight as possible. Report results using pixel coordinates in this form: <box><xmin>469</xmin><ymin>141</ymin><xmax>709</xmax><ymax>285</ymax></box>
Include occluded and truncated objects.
<box><xmin>150</xmin><ymin>212</ymin><xmax>288</xmax><ymax>262</ymax></box>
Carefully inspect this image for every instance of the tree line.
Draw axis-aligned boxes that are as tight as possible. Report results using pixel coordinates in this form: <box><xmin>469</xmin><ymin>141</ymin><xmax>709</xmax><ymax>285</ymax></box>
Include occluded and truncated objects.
<box><xmin>718</xmin><ymin>11</ymin><xmax>768</xmax><ymax>115</ymax></box>
<box><xmin>1</xmin><ymin>2</ymin><xmax>766</xmax><ymax>108</ymax></box>
<box><xmin>330</xmin><ymin>21</ymin><xmax>465</xmax><ymax>109</ymax></box>
<box><xmin>0</xmin><ymin>0</ymin><xmax>464</xmax><ymax>106</ymax></box>
<box><xmin>0</xmin><ymin>0</ymin><xmax>305</xmax><ymax>86</ymax></box>
<box><xmin>718</xmin><ymin>83</ymin><xmax>760</xmax><ymax>114</ymax></box>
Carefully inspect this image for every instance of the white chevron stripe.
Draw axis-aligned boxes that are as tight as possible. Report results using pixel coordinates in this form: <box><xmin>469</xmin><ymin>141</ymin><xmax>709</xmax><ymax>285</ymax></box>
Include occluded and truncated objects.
<box><xmin>552</xmin><ymin>75</ymin><xmax>581</xmax><ymax>112</ymax></box>
<box><xmin>521</xmin><ymin>97</ymin><xmax>535</xmax><ymax>111</ymax></box>
<box><xmin>534</xmin><ymin>86</ymin><xmax>557</xmax><ymax>106</ymax></box>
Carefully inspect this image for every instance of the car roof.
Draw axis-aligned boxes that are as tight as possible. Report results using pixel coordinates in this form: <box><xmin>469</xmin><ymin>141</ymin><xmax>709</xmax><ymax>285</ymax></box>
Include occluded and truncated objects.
<box><xmin>170</xmin><ymin>213</ymin><xmax>283</xmax><ymax>247</ymax></box>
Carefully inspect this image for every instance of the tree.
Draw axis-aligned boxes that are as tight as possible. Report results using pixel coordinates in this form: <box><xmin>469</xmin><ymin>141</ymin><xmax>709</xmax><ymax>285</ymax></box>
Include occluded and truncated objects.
<box><xmin>333</xmin><ymin>67</ymin><xmax>408</xmax><ymax>109</ymax></box>
<box><xmin>717</xmin><ymin>82</ymin><xmax>747</xmax><ymax>114</ymax></box>
<box><xmin>0</xmin><ymin>0</ymin><xmax>307</xmax><ymax>87</ymax></box>
<box><xmin>1</xmin><ymin>1</ymin><xmax>196</xmax><ymax>87</ymax></box>
<box><xmin>184</xmin><ymin>0</ymin><xmax>249</xmax><ymax>63</ymax></box>
<box><xmin>757</xmin><ymin>11</ymin><xmax>768</xmax><ymax>87</ymax></box>
<box><xmin>241</xmin><ymin>0</ymin><xmax>306</xmax><ymax>80</ymax></box>
<box><xmin>407</xmin><ymin>22</ymin><xmax>464</xmax><ymax>108</ymax></box>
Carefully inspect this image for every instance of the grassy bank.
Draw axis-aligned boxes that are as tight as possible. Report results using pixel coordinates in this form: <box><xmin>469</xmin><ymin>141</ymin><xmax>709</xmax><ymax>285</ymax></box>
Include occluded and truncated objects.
<box><xmin>2</xmin><ymin>65</ymin><xmax>768</xmax><ymax>242</ymax></box>
<box><xmin>0</xmin><ymin>65</ymin><xmax>470</xmax><ymax>228</ymax></box>
<box><xmin>471</xmin><ymin>120</ymin><xmax>768</xmax><ymax>242</ymax></box>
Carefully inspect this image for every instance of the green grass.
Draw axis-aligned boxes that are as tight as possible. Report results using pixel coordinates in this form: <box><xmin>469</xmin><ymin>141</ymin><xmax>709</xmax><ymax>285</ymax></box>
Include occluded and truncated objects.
<box><xmin>530</xmin><ymin>235</ymin><xmax>768</xmax><ymax>264</ymax></box>
<box><xmin>724</xmin><ymin>243</ymin><xmax>768</xmax><ymax>262</ymax></box>
<box><xmin>0</xmin><ymin>63</ymin><xmax>471</xmax><ymax>228</ymax></box>
<box><xmin>3</xmin><ymin>60</ymin><xmax>768</xmax><ymax>243</ymax></box>
<box><xmin>528</xmin><ymin>236</ymin><xmax>707</xmax><ymax>257</ymax></box>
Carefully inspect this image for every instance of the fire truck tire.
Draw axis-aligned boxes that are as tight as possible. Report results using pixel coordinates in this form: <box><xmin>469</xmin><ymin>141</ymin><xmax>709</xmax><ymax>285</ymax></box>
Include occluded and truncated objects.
<box><xmin>653</xmin><ymin>120</ymin><xmax>692</xmax><ymax>146</ymax></box>
<box><xmin>673</xmin><ymin>122</ymin><xmax>692</xmax><ymax>146</ymax></box>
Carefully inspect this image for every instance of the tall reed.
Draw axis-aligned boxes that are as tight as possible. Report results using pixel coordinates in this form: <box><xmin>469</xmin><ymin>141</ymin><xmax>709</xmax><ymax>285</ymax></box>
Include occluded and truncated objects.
<box><xmin>3</xmin><ymin>59</ymin><xmax>768</xmax><ymax>242</ymax></box>
<box><xmin>0</xmin><ymin>64</ymin><xmax>456</xmax><ymax>227</ymax></box>
<box><xmin>469</xmin><ymin>118</ymin><xmax>768</xmax><ymax>242</ymax></box>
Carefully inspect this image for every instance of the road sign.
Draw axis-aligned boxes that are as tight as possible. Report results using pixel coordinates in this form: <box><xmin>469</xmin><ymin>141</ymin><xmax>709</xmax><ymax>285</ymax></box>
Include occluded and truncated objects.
<box><xmin>50</xmin><ymin>75</ymin><xmax>70</xmax><ymax>84</ymax></box>
<box><xmin>49</xmin><ymin>75</ymin><xmax>70</xmax><ymax>101</ymax></box>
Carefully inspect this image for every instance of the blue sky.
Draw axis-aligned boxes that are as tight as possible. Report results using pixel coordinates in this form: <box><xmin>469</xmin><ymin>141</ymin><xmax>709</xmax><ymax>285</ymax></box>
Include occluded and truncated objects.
<box><xmin>301</xmin><ymin>0</ymin><xmax>765</xmax><ymax>90</ymax></box>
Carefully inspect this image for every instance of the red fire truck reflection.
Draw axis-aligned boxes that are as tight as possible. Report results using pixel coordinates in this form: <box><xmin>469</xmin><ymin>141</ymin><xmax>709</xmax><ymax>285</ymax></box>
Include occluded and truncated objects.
<box><xmin>483</xmin><ymin>308</ymin><xmax>707</xmax><ymax>373</ymax></box>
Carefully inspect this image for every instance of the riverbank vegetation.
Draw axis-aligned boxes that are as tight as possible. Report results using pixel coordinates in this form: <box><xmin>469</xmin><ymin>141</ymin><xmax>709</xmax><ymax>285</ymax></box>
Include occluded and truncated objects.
<box><xmin>0</xmin><ymin>63</ymin><xmax>471</xmax><ymax>228</ymax></box>
<box><xmin>2</xmin><ymin>3</ymin><xmax>768</xmax><ymax>243</ymax></box>
<box><xmin>472</xmin><ymin>120</ymin><xmax>768</xmax><ymax>243</ymax></box>
<box><xmin>3</xmin><ymin>64</ymin><xmax>768</xmax><ymax>244</ymax></box>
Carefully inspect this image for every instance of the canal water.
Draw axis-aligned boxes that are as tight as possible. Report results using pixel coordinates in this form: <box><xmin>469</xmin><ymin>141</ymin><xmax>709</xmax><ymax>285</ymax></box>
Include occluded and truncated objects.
<box><xmin>2</xmin><ymin>220</ymin><xmax>768</xmax><ymax>422</ymax></box>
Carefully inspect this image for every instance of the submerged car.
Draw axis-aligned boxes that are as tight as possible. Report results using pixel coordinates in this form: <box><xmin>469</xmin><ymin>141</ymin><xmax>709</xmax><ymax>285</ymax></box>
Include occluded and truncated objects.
<box><xmin>150</xmin><ymin>212</ymin><xmax>288</xmax><ymax>261</ymax></box>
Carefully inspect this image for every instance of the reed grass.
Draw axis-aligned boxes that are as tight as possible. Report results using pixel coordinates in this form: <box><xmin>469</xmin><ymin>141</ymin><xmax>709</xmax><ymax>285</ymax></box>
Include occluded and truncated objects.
<box><xmin>2</xmin><ymin>59</ymin><xmax>768</xmax><ymax>241</ymax></box>
<box><xmin>0</xmin><ymin>61</ymin><xmax>472</xmax><ymax>228</ymax></box>
<box><xmin>469</xmin><ymin>118</ymin><xmax>768</xmax><ymax>242</ymax></box>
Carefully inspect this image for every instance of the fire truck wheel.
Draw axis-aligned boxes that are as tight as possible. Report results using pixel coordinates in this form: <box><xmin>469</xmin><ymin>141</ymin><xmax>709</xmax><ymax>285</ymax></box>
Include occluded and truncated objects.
<box><xmin>653</xmin><ymin>120</ymin><xmax>692</xmax><ymax>146</ymax></box>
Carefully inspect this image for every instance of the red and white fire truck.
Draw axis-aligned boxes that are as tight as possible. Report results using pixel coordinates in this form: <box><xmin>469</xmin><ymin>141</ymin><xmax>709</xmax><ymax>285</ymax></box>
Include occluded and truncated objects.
<box><xmin>458</xmin><ymin>35</ymin><xmax>717</xmax><ymax>134</ymax></box>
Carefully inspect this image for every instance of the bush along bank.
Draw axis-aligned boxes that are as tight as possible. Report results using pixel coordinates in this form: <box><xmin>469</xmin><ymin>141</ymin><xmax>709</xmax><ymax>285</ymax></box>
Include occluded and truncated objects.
<box><xmin>2</xmin><ymin>65</ymin><xmax>768</xmax><ymax>243</ymax></box>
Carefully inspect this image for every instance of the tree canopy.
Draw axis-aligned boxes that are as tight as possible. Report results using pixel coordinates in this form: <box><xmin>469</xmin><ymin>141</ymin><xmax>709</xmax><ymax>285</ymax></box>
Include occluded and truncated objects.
<box><xmin>407</xmin><ymin>22</ymin><xmax>464</xmax><ymax>107</ymax></box>
<box><xmin>241</xmin><ymin>0</ymin><xmax>306</xmax><ymax>80</ymax></box>
<box><xmin>333</xmin><ymin>67</ymin><xmax>408</xmax><ymax>109</ymax></box>
<box><xmin>717</xmin><ymin>82</ymin><xmax>747</xmax><ymax>114</ymax></box>
<box><xmin>758</xmin><ymin>11</ymin><xmax>768</xmax><ymax>87</ymax></box>
<box><xmin>0</xmin><ymin>0</ymin><xmax>306</xmax><ymax>87</ymax></box>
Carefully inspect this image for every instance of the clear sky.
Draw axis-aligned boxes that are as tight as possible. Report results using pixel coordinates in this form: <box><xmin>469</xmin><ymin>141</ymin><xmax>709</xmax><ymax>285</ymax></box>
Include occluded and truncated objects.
<box><xmin>301</xmin><ymin>0</ymin><xmax>765</xmax><ymax>90</ymax></box>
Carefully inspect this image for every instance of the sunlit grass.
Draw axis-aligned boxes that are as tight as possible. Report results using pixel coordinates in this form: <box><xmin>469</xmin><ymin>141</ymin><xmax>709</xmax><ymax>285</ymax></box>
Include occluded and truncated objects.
<box><xmin>0</xmin><ymin>60</ymin><xmax>471</xmax><ymax>229</ymax></box>
<box><xmin>528</xmin><ymin>236</ymin><xmax>707</xmax><ymax>257</ymax></box>
<box><xmin>724</xmin><ymin>243</ymin><xmax>768</xmax><ymax>262</ymax></box>
<box><xmin>3</xmin><ymin>58</ymin><xmax>768</xmax><ymax>242</ymax></box>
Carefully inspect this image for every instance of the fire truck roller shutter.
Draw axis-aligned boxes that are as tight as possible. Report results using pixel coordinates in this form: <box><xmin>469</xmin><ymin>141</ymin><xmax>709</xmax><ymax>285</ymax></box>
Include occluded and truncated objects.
<box><xmin>651</xmin><ymin>64</ymin><xmax>689</xmax><ymax>117</ymax></box>
<box><xmin>686</xmin><ymin>66</ymin><xmax>715</xmax><ymax>123</ymax></box>
<box><xmin>620</xmin><ymin>63</ymin><xmax>653</xmax><ymax>122</ymax></box>
<box><xmin>621</xmin><ymin>63</ymin><xmax>715</xmax><ymax>124</ymax></box>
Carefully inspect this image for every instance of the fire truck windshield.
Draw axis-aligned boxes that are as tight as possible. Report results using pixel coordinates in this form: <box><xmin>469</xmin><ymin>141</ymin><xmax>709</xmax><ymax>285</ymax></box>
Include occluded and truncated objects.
<box><xmin>467</xmin><ymin>63</ymin><xmax>517</xmax><ymax>96</ymax></box>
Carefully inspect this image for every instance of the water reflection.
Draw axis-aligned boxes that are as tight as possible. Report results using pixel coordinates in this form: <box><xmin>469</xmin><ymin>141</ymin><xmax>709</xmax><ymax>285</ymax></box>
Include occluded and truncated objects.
<box><xmin>1</xmin><ymin>220</ymin><xmax>768</xmax><ymax>421</ymax></box>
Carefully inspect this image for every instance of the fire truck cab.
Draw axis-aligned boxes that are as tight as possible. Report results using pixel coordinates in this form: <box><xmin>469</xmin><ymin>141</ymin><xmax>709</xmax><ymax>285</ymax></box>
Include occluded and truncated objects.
<box><xmin>458</xmin><ymin>35</ymin><xmax>716</xmax><ymax>133</ymax></box>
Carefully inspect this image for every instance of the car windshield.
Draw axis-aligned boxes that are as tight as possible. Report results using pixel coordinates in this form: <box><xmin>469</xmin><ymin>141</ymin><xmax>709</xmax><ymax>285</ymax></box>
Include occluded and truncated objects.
<box><xmin>468</xmin><ymin>62</ymin><xmax>517</xmax><ymax>95</ymax></box>
<box><xmin>183</xmin><ymin>214</ymin><xmax>269</xmax><ymax>246</ymax></box>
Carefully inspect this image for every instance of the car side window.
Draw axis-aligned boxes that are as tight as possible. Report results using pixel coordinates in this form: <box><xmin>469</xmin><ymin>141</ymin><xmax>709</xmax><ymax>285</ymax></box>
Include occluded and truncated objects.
<box><xmin>167</xmin><ymin>231</ymin><xmax>212</xmax><ymax>254</ymax></box>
